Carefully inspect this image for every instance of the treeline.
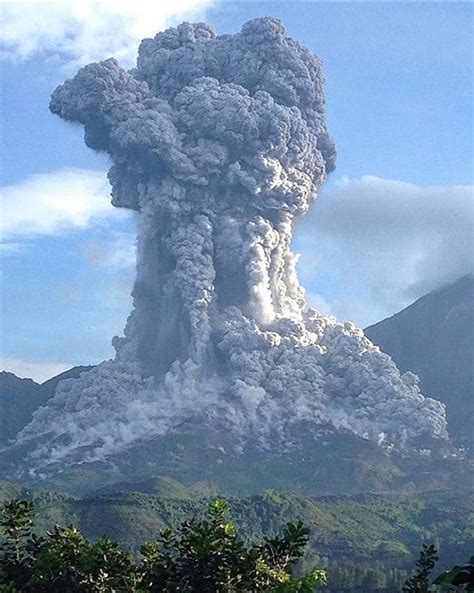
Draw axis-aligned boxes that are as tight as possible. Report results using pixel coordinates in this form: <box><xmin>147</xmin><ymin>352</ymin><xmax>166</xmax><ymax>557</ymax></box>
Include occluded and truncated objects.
<box><xmin>1</xmin><ymin>481</ymin><xmax>472</xmax><ymax>575</ymax></box>
<box><xmin>326</xmin><ymin>563</ymin><xmax>407</xmax><ymax>591</ymax></box>
<box><xmin>1</xmin><ymin>498</ymin><xmax>323</xmax><ymax>592</ymax></box>
<box><xmin>1</xmin><ymin>498</ymin><xmax>473</xmax><ymax>592</ymax></box>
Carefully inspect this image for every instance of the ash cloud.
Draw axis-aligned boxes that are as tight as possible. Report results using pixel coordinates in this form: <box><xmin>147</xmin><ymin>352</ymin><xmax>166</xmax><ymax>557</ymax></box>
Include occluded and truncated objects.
<box><xmin>15</xmin><ymin>18</ymin><xmax>447</xmax><ymax>469</ymax></box>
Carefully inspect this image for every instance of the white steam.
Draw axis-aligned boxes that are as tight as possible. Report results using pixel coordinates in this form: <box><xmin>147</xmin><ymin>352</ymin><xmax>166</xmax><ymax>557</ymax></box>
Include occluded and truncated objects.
<box><xmin>15</xmin><ymin>18</ymin><xmax>447</xmax><ymax>469</ymax></box>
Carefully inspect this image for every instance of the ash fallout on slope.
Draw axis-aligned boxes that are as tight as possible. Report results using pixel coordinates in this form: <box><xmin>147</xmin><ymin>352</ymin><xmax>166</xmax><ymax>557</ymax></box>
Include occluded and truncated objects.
<box><xmin>14</xmin><ymin>18</ymin><xmax>447</xmax><ymax>469</ymax></box>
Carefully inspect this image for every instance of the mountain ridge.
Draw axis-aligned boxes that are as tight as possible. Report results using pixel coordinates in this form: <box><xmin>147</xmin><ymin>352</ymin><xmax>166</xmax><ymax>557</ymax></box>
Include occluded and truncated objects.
<box><xmin>365</xmin><ymin>275</ymin><xmax>474</xmax><ymax>446</ymax></box>
<box><xmin>0</xmin><ymin>366</ymin><xmax>93</xmax><ymax>446</ymax></box>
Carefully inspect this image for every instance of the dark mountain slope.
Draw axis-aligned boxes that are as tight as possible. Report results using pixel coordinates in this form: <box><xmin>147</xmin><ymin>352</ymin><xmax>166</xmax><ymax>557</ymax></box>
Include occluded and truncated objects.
<box><xmin>365</xmin><ymin>276</ymin><xmax>474</xmax><ymax>446</ymax></box>
<box><xmin>0</xmin><ymin>366</ymin><xmax>93</xmax><ymax>446</ymax></box>
<box><xmin>0</xmin><ymin>373</ymin><xmax>41</xmax><ymax>445</ymax></box>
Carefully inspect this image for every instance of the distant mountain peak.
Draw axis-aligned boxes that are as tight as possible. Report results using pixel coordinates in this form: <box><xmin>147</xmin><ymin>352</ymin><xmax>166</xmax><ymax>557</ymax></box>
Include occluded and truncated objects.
<box><xmin>365</xmin><ymin>275</ymin><xmax>474</xmax><ymax>447</ymax></box>
<box><xmin>0</xmin><ymin>371</ymin><xmax>39</xmax><ymax>387</ymax></box>
<box><xmin>0</xmin><ymin>366</ymin><xmax>93</xmax><ymax>447</ymax></box>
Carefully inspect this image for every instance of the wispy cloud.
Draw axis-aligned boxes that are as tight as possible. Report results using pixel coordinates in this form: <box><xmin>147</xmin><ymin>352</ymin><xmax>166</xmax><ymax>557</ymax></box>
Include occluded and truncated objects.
<box><xmin>0</xmin><ymin>1</ymin><xmax>213</xmax><ymax>69</ymax></box>
<box><xmin>0</xmin><ymin>357</ymin><xmax>72</xmax><ymax>384</ymax></box>
<box><xmin>81</xmin><ymin>233</ymin><xmax>136</xmax><ymax>270</ymax></box>
<box><xmin>0</xmin><ymin>168</ymin><xmax>132</xmax><ymax>248</ymax></box>
<box><xmin>298</xmin><ymin>175</ymin><xmax>474</xmax><ymax>325</ymax></box>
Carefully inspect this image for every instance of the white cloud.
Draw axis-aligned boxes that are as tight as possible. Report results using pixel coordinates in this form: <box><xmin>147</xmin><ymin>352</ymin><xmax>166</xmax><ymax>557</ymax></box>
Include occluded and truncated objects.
<box><xmin>0</xmin><ymin>168</ymin><xmax>131</xmax><ymax>247</ymax></box>
<box><xmin>298</xmin><ymin>175</ymin><xmax>474</xmax><ymax>325</ymax></box>
<box><xmin>0</xmin><ymin>0</ymin><xmax>213</xmax><ymax>69</ymax></box>
<box><xmin>0</xmin><ymin>357</ymin><xmax>71</xmax><ymax>383</ymax></box>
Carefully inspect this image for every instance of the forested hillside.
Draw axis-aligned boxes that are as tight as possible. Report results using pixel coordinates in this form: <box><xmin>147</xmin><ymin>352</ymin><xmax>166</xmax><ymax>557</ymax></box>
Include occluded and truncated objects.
<box><xmin>1</xmin><ymin>481</ymin><xmax>472</xmax><ymax>592</ymax></box>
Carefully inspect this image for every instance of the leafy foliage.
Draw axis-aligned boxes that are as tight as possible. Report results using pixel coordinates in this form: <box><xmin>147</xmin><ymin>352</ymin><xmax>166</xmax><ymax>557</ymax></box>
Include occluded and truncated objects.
<box><xmin>433</xmin><ymin>556</ymin><xmax>474</xmax><ymax>592</ymax></box>
<box><xmin>0</xmin><ymin>498</ymin><xmax>326</xmax><ymax>592</ymax></box>
<box><xmin>402</xmin><ymin>545</ymin><xmax>439</xmax><ymax>593</ymax></box>
<box><xmin>1</xmin><ymin>481</ymin><xmax>473</xmax><ymax>592</ymax></box>
<box><xmin>401</xmin><ymin>546</ymin><xmax>474</xmax><ymax>593</ymax></box>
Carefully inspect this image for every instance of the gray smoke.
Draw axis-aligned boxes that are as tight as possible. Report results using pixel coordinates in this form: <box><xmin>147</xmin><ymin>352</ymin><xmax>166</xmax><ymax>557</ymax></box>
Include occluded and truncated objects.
<box><xmin>16</xmin><ymin>18</ymin><xmax>447</xmax><ymax>468</ymax></box>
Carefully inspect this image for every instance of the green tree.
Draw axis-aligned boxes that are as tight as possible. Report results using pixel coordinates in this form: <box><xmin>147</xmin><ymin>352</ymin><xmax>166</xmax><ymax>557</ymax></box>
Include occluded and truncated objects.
<box><xmin>0</xmin><ymin>498</ymin><xmax>326</xmax><ymax>592</ymax></box>
<box><xmin>402</xmin><ymin>544</ymin><xmax>439</xmax><ymax>593</ymax></box>
<box><xmin>433</xmin><ymin>556</ymin><xmax>474</xmax><ymax>592</ymax></box>
<box><xmin>138</xmin><ymin>499</ymin><xmax>326</xmax><ymax>592</ymax></box>
<box><xmin>0</xmin><ymin>499</ymin><xmax>37</xmax><ymax>591</ymax></box>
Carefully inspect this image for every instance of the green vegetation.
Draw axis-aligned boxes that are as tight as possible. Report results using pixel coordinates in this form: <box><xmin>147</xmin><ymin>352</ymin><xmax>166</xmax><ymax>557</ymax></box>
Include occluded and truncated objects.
<box><xmin>402</xmin><ymin>545</ymin><xmax>438</xmax><ymax>593</ymax></box>
<box><xmin>1</xmin><ymin>498</ymin><xmax>326</xmax><ymax>592</ymax></box>
<box><xmin>433</xmin><ymin>556</ymin><xmax>474</xmax><ymax>591</ymax></box>
<box><xmin>1</xmin><ymin>499</ymin><xmax>472</xmax><ymax>592</ymax></box>
<box><xmin>401</xmin><ymin>546</ymin><xmax>474</xmax><ymax>592</ymax></box>
<box><xmin>0</xmin><ymin>480</ymin><xmax>472</xmax><ymax>592</ymax></box>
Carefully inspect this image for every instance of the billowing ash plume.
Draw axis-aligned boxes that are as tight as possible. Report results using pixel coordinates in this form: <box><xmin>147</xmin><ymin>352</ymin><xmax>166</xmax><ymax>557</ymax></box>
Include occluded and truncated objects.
<box><xmin>15</xmin><ymin>18</ymin><xmax>447</xmax><ymax>469</ymax></box>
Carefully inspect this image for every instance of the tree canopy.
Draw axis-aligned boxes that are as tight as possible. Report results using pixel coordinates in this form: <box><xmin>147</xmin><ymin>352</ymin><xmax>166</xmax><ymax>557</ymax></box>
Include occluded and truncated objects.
<box><xmin>0</xmin><ymin>498</ymin><xmax>325</xmax><ymax>592</ymax></box>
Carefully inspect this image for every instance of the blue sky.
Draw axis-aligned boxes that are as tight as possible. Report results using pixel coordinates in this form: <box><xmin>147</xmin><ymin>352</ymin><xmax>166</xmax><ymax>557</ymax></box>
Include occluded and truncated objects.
<box><xmin>1</xmin><ymin>1</ymin><xmax>473</xmax><ymax>381</ymax></box>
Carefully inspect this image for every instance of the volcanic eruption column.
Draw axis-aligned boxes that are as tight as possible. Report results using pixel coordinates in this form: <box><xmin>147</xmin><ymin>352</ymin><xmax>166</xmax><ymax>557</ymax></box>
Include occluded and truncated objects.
<box><xmin>18</xmin><ymin>18</ymin><xmax>447</xmax><ymax>466</ymax></box>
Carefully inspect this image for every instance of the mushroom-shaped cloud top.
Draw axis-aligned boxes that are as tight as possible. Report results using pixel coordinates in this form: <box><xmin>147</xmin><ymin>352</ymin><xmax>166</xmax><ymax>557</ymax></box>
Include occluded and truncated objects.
<box><xmin>50</xmin><ymin>17</ymin><xmax>335</xmax><ymax>214</ymax></box>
